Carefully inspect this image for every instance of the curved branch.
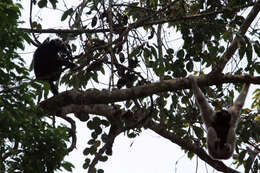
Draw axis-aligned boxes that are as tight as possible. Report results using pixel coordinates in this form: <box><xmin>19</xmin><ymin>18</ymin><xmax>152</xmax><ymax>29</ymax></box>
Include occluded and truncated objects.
<box><xmin>210</xmin><ymin>1</ymin><xmax>260</xmax><ymax>75</ymax></box>
<box><xmin>147</xmin><ymin>121</ymin><xmax>240</xmax><ymax>173</ymax></box>
<box><xmin>29</xmin><ymin>0</ymin><xmax>41</xmax><ymax>46</ymax></box>
<box><xmin>53</xmin><ymin>99</ymin><xmax>243</xmax><ymax>172</ymax></box>
<box><xmin>59</xmin><ymin>102</ymin><xmax>242</xmax><ymax>172</ymax></box>
<box><xmin>57</xmin><ymin>115</ymin><xmax>77</xmax><ymax>152</ymax></box>
<box><xmin>88</xmin><ymin>127</ymin><xmax>122</xmax><ymax>173</ymax></box>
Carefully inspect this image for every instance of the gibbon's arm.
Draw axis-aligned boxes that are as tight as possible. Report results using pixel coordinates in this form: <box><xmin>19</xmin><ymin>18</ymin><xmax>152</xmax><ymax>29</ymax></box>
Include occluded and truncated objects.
<box><xmin>189</xmin><ymin>76</ymin><xmax>214</xmax><ymax>127</ymax></box>
<box><xmin>229</xmin><ymin>83</ymin><xmax>250</xmax><ymax>125</ymax></box>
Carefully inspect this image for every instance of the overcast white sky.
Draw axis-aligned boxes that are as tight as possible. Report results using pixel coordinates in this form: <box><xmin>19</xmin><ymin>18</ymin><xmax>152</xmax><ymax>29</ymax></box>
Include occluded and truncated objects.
<box><xmin>17</xmin><ymin>0</ymin><xmax>254</xmax><ymax>172</ymax></box>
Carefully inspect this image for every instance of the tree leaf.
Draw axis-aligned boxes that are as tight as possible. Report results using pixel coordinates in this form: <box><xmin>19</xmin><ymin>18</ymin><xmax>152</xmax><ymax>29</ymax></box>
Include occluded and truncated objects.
<box><xmin>38</xmin><ymin>0</ymin><xmax>47</xmax><ymax>8</ymax></box>
<box><xmin>61</xmin><ymin>8</ymin><xmax>73</xmax><ymax>21</ymax></box>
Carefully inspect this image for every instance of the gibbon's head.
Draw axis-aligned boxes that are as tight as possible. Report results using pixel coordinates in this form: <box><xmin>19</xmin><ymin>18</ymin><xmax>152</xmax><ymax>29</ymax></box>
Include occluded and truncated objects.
<box><xmin>48</xmin><ymin>39</ymin><xmax>73</xmax><ymax>59</ymax></box>
<box><xmin>214</xmin><ymin>110</ymin><xmax>231</xmax><ymax>124</ymax></box>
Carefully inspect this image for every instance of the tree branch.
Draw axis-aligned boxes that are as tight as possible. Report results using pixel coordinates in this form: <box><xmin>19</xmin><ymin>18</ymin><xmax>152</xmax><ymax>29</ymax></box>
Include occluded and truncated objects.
<box><xmin>53</xmin><ymin>95</ymin><xmax>244</xmax><ymax>172</ymax></box>
<box><xmin>57</xmin><ymin>115</ymin><xmax>77</xmax><ymax>152</ymax></box>
<box><xmin>147</xmin><ymin>121</ymin><xmax>240</xmax><ymax>173</ymax></box>
<box><xmin>210</xmin><ymin>1</ymin><xmax>260</xmax><ymax>75</ymax></box>
<box><xmin>59</xmin><ymin>104</ymin><xmax>116</xmax><ymax>120</ymax></box>
<box><xmin>19</xmin><ymin>27</ymin><xmax>110</xmax><ymax>34</ymax></box>
<box><xmin>18</xmin><ymin>2</ymin><xmax>256</xmax><ymax>36</ymax></box>
<box><xmin>58</xmin><ymin>102</ymin><xmax>243</xmax><ymax>173</ymax></box>
<box><xmin>39</xmin><ymin>74</ymin><xmax>260</xmax><ymax>114</ymax></box>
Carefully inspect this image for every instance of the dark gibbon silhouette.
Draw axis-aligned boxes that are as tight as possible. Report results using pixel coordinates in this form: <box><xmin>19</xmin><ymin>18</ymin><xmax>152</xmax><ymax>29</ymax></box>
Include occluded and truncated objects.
<box><xmin>33</xmin><ymin>38</ymin><xmax>76</xmax><ymax>95</ymax></box>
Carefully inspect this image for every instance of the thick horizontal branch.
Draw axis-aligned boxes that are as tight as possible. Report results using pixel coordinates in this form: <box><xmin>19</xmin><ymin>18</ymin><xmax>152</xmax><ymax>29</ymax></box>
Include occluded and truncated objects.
<box><xmin>148</xmin><ymin>122</ymin><xmax>240</xmax><ymax>173</ymax></box>
<box><xmin>59</xmin><ymin>104</ymin><xmax>115</xmax><ymax>119</ymax></box>
<box><xmin>39</xmin><ymin>74</ymin><xmax>260</xmax><ymax>114</ymax></box>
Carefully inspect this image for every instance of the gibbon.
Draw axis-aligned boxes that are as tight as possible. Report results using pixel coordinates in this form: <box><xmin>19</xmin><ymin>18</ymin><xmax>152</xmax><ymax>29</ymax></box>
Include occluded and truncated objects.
<box><xmin>33</xmin><ymin>38</ymin><xmax>76</xmax><ymax>95</ymax></box>
<box><xmin>189</xmin><ymin>75</ymin><xmax>250</xmax><ymax>159</ymax></box>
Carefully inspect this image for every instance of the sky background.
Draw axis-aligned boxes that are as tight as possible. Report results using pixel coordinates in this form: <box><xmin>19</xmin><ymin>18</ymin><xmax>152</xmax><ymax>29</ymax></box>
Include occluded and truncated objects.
<box><xmin>17</xmin><ymin>0</ymin><xmax>255</xmax><ymax>172</ymax></box>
